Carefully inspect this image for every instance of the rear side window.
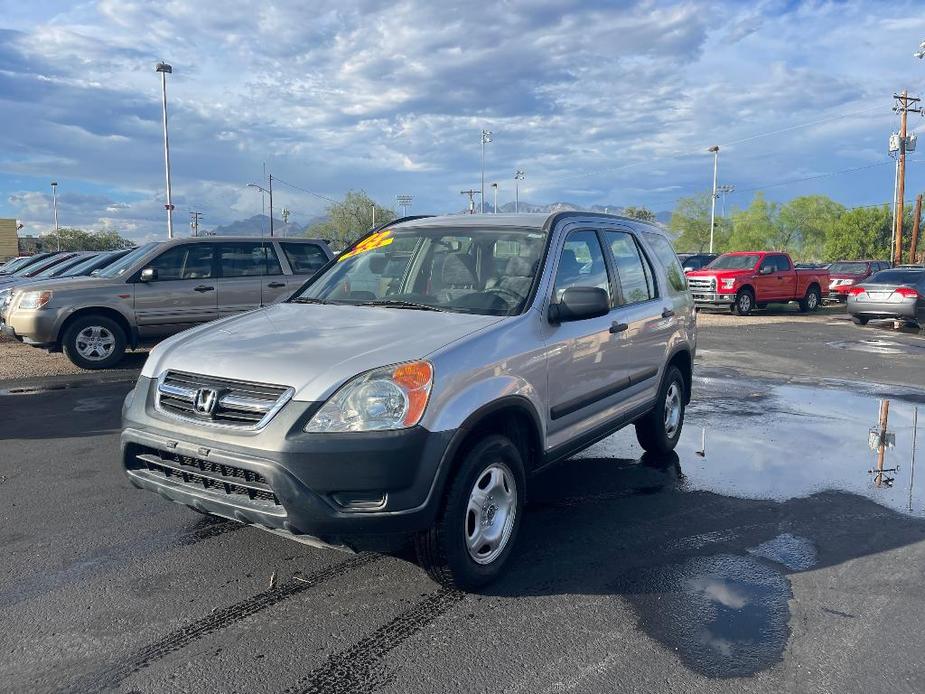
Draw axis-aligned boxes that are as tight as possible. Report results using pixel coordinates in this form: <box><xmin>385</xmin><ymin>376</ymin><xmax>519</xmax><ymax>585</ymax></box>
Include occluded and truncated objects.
<box><xmin>642</xmin><ymin>233</ymin><xmax>686</xmax><ymax>294</ymax></box>
<box><xmin>218</xmin><ymin>242</ymin><xmax>282</xmax><ymax>277</ymax></box>
<box><xmin>605</xmin><ymin>231</ymin><xmax>655</xmax><ymax>305</ymax></box>
<box><xmin>870</xmin><ymin>270</ymin><xmax>925</xmax><ymax>284</ymax></box>
<box><xmin>281</xmin><ymin>242</ymin><xmax>328</xmax><ymax>274</ymax></box>
<box><xmin>146</xmin><ymin>244</ymin><xmax>214</xmax><ymax>280</ymax></box>
<box><xmin>774</xmin><ymin>255</ymin><xmax>791</xmax><ymax>272</ymax></box>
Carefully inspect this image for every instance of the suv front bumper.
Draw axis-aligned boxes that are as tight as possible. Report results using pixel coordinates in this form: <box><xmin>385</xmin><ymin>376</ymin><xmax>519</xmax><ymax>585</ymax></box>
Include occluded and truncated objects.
<box><xmin>122</xmin><ymin>377</ymin><xmax>456</xmax><ymax>547</ymax></box>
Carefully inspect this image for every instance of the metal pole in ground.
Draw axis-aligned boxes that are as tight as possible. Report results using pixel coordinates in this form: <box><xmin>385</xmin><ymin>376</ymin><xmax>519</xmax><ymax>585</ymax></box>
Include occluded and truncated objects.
<box><xmin>708</xmin><ymin>145</ymin><xmax>719</xmax><ymax>253</ymax></box>
<box><xmin>910</xmin><ymin>194</ymin><xmax>922</xmax><ymax>263</ymax></box>
<box><xmin>876</xmin><ymin>399</ymin><xmax>891</xmax><ymax>487</ymax></box>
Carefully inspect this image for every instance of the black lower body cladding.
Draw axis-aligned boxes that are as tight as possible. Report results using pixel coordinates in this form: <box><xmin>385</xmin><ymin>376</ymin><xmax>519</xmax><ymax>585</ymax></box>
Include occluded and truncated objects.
<box><xmin>121</xmin><ymin>377</ymin><xmax>456</xmax><ymax>545</ymax></box>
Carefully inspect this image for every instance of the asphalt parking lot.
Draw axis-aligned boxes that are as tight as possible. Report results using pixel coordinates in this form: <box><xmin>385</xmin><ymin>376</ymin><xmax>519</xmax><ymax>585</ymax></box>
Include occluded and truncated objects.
<box><xmin>3</xmin><ymin>307</ymin><xmax>925</xmax><ymax>693</ymax></box>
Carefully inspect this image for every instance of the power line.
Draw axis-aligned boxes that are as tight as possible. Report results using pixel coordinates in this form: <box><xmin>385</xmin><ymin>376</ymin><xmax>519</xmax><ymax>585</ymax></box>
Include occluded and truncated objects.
<box><xmin>734</xmin><ymin>158</ymin><xmax>920</xmax><ymax>195</ymax></box>
<box><xmin>271</xmin><ymin>176</ymin><xmax>340</xmax><ymax>205</ymax></box>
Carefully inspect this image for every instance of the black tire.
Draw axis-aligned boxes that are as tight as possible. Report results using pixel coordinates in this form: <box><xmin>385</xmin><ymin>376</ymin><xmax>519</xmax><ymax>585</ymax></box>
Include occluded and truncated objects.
<box><xmin>62</xmin><ymin>315</ymin><xmax>127</xmax><ymax>370</ymax></box>
<box><xmin>733</xmin><ymin>288</ymin><xmax>754</xmax><ymax>316</ymax></box>
<box><xmin>852</xmin><ymin>315</ymin><xmax>869</xmax><ymax>326</ymax></box>
<box><xmin>415</xmin><ymin>434</ymin><xmax>525</xmax><ymax>591</ymax></box>
<box><xmin>799</xmin><ymin>286</ymin><xmax>821</xmax><ymax>313</ymax></box>
<box><xmin>635</xmin><ymin>365</ymin><xmax>686</xmax><ymax>454</ymax></box>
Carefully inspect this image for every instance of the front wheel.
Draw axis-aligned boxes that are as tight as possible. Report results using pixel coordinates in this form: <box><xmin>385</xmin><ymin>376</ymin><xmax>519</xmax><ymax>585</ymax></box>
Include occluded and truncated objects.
<box><xmin>635</xmin><ymin>365</ymin><xmax>686</xmax><ymax>454</ymax></box>
<box><xmin>799</xmin><ymin>286</ymin><xmax>821</xmax><ymax>313</ymax></box>
<box><xmin>733</xmin><ymin>289</ymin><xmax>754</xmax><ymax>316</ymax></box>
<box><xmin>415</xmin><ymin>435</ymin><xmax>525</xmax><ymax>591</ymax></box>
<box><xmin>62</xmin><ymin>315</ymin><xmax>127</xmax><ymax>370</ymax></box>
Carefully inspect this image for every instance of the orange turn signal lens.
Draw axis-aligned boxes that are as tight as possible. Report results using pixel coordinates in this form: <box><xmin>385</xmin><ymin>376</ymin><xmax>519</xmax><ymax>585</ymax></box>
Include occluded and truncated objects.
<box><xmin>392</xmin><ymin>361</ymin><xmax>433</xmax><ymax>426</ymax></box>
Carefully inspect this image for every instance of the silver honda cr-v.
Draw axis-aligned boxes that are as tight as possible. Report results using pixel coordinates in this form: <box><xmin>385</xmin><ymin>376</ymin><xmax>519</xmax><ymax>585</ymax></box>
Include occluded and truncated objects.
<box><xmin>121</xmin><ymin>212</ymin><xmax>696</xmax><ymax>590</ymax></box>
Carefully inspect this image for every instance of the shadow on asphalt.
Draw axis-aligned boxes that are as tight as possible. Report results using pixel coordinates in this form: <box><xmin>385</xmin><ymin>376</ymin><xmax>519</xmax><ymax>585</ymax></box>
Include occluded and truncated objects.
<box><xmin>0</xmin><ymin>381</ymin><xmax>133</xmax><ymax>440</ymax></box>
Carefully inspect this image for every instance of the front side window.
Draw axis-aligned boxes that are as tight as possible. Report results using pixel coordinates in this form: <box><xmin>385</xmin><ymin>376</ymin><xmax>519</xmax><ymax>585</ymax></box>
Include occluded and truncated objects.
<box><xmin>294</xmin><ymin>226</ymin><xmax>546</xmax><ymax>316</ymax></box>
<box><xmin>773</xmin><ymin>255</ymin><xmax>791</xmax><ymax>272</ymax></box>
<box><xmin>606</xmin><ymin>231</ymin><xmax>655</xmax><ymax>305</ymax></box>
<box><xmin>218</xmin><ymin>242</ymin><xmax>282</xmax><ymax>277</ymax></box>
<box><xmin>281</xmin><ymin>243</ymin><xmax>328</xmax><ymax>274</ymax></box>
<box><xmin>146</xmin><ymin>244</ymin><xmax>214</xmax><ymax>281</ymax></box>
<box><xmin>552</xmin><ymin>230</ymin><xmax>611</xmax><ymax>303</ymax></box>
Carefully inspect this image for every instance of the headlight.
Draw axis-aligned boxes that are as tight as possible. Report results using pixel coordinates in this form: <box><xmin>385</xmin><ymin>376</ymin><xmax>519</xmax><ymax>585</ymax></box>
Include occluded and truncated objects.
<box><xmin>720</xmin><ymin>278</ymin><xmax>736</xmax><ymax>289</ymax></box>
<box><xmin>305</xmin><ymin>360</ymin><xmax>434</xmax><ymax>433</ymax></box>
<box><xmin>17</xmin><ymin>290</ymin><xmax>53</xmax><ymax>310</ymax></box>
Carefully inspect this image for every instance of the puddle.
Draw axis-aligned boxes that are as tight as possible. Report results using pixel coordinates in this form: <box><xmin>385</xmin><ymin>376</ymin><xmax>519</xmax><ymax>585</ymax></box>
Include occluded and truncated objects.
<box><xmin>747</xmin><ymin>533</ymin><xmax>817</xmax><ymax>571</ymax></box>
<box><xmin>582</xmin><ymin>376</ymin><xmax>925</xmax><ymax>518</ymax></box>
<box><xmin>615</xmin><ymin>554</ymin><xmax>791</xmax><ymax>678</ymax></box>
<box><xmin>825</xmin><ymin>338</ymin><xmax>925</xmax><ymax>355</ymax></box>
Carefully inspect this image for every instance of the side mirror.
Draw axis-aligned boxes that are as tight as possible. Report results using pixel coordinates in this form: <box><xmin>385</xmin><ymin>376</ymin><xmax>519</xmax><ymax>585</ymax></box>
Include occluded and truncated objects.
<box><xmin>549</xmin><ymin>286</ymin><xmax>610</xmax><ymax>324</ymax></box>
<box><xmin>759</xmin><ymin>265</ymin><xmax>774</xmax><ymax>275</ymax></box>
<box><xmin>139</xmin><ymin>267</ymin><xmax>158</xmax><ymax>282</ymax></box>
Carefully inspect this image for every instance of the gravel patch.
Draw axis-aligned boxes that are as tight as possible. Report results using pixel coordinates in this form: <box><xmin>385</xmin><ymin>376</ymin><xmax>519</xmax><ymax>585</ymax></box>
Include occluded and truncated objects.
<box><xmin>0</xmin><ymin>335</ymin><xmax>147</xmax><ymax>381</ymax></box>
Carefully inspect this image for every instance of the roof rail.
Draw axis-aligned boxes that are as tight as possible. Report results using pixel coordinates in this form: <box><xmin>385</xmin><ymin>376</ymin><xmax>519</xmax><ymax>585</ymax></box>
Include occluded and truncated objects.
<box><xmin>371</xmin><ymin>214</ymin><xmax>434</xmax><ymax>233</ymax></box>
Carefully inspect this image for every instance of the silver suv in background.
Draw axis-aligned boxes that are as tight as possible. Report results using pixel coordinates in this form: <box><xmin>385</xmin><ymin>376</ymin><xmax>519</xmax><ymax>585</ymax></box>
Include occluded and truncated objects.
<box><xmin>2</xmin><ymin>237</ymin><xmax>332</xmax><ymax>369</ymax></box>
<box><xmin>122</xmin><ymin>213</ymin><xmax>695</xmax><ymax>590</ymax></box>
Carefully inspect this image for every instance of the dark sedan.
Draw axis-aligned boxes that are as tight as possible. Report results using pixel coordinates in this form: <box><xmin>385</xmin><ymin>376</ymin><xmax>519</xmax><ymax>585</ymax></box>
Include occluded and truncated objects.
<box><xmin>847</xmin><ymin>268</ymin><xmax>925</xmax><ymax>328</ymax></box>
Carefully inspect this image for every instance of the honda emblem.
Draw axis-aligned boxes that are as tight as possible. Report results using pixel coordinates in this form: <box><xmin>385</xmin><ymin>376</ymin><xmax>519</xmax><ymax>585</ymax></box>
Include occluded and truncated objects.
<box><xmin>193</xmin><ymin>388</ymin><xmax>219</xmax><ymax>417</ymax></box>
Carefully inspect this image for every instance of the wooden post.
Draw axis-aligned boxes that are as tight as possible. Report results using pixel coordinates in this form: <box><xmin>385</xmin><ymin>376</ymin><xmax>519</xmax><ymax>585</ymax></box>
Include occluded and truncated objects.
<box><xmin>876</xmin><ymin>400</ymin><xmax>890</xmax><ymax>487</ymax></box>
<box><xmin>895</xmin><ymin>92</ymin><xmax>909</xmax><ymax>266</ymax></box>
<box><xmin>911</xmin><ymin>194</ymin><xmax>923</xmax><ymax>264</ymax></box>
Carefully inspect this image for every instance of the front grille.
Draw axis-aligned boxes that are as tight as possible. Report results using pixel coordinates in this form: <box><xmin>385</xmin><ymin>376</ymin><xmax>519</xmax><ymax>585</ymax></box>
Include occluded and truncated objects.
<box><xmin>687</xmin><ymin>276</ymin><xmax>716</xmax><ymax>292</ymax></box>
<box><xmin>156</xmin><ymin>370</ymin><xmax>293</xmax><ymax>429</ymax></box>
<box><xmin>134</xmin><ymin>447</ymin><xmax>283</xmax><ymax>509</ymax></box>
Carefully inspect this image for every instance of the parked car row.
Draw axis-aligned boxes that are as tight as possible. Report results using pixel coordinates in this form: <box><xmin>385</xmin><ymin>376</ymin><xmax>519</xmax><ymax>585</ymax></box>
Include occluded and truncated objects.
<box><xmin>846</xmin><ymin>266</ymin><xmax>925</xmax><ymax>329</ymax></box>
<box><xmin>1</xmin><ymin>238</ymin><xmax>333</xmax><ymax>368</ymax></box>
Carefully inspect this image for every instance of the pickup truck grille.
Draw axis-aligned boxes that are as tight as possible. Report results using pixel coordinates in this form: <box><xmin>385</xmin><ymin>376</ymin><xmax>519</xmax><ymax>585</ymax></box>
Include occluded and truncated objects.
<box><xmin>156</xmin><ymin>370</ymin><xmax>293</xmax><ymax>429</ymax></box>
<box><xmin>132</xmin><ymin>446</ymin><xmax>283</xmax><ymax>510</ymax></box>
<box><xmin>687</xmin><ymin>276</ymin><xmax>716</xmax><ymax>292</ymax></box>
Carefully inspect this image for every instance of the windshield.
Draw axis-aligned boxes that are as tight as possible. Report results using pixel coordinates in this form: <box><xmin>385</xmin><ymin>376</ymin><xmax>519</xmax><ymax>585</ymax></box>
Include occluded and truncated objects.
<box><xmin>95</xmin><ymin>243</ymin><xmax>155</xmax><ymax>278</ymax></box>
<box><xmin>59</xmin><ymin>252</ymin><xmax>112</xmax><ymax>277</ymax></box>
<box><xmin>293</xmin><ymin>226</ymin><xmax>547</xmax><ymax>316</ymax></box>
<box><xmin>14</xmin><ymin>254</ymin><xmax>69</xmax><ymax>277</ymax></box>
<box><xmin>868</xmin><ymin>269</ymin><xmax>924</xmax><ymax>285</ymax></box>
<box><xmin>32</xmin><ymin>254</ymin><xmax>93</xmax><ymax>278</ymax></box>
<box><xmin>1</xmin><ymin>255</ymin><xmax>44</xmax><ymax>275</ymax></box>
<box><xmin>706</xmin><ymin>254</ymin><xmax>760</xmax><ymax>270</ymax></box>
<box><xmin>829</xmin><ymin>262</ymin><xmax>868</xmax><ymax>275</ymax></box>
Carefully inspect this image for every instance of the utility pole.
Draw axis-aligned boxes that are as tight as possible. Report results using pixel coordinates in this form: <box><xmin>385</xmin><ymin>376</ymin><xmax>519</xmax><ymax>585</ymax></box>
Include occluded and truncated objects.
<box><xmin>460</xmin><ymin>189</ymin><xmax>481</xmax><ymax>214</ymax></box>
<box><xmin>246</xmin><ymin>172</ymin><xmax>274</xmax><ymax>236</ymax></box>
<box><xmin>50</xmin><ymin>181</ymin><xmax>60</xmax><ymax>250</ymax></box>
<box><xmin>189</xmin><ymin>211</ymin><xmax>203</xmax><ymax>237</ymax></box>
<box><xmin>708</xmin><ymin>145</ymin><xmax>719</xmax><ymax>253</ymax></box>
<box><xmin>155</xmin><ymin>61</ymin><xmax>174</xmax><ymax>239</ymax></box>
<box><xmin>491</xmin><ymin>182</ymin><xmax>498</xmax><ymax>213</ymax></box>
<box><xmin>371</xmin><ymin>203</ymin><xmax>376</xmax><ymax>230</ymax></box>
<box><xmin>910</xmin><ymin>193</ymin><xmax>923</xmax><ymax>264</ymax></box>
<box><xmin>893</xmin><ymin>91</ymin><xmax>922</xmax><ymax>265</ymax></box>
<box><xmin>717</xmin><ymin>184</ymin><xmax>735</xmax><ymax>217</ymax></box>
<box><xmin>514</xmin><ymin>170</ymin><xmax>525</xmax><ymax>213</ymax></box>
<box><xmin>480</xmin><ymin>129</ymin><xmax>492</xmax><ymax>213</ymax></box>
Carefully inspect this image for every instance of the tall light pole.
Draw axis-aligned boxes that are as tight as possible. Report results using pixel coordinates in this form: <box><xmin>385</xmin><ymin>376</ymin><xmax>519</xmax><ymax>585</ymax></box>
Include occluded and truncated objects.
<box><xmin>480</xmin><ymin>129</ymin><xmax>492</xmax><ymax>213</ymax></box>
<box><xmin>50</xmin><ymin>181</ymin><xmax>60</xmax><ymax>250</ymax></box>
<box><xmin>716</xmin><ymin>184</ymin><xmax>735</xmax><ymax>217</ymax></box>
<box><xmin>155</xmin><ymin>61</ymin><xmax>174</xmax><ymax>239</ymax></box>
<box><xmin>397</xmin><ymin>194</ymin><xmax>413</xmax><ymax>217</ymax></box>
<box><xmin>247</xmin><ymin>173</ymin><xmax>275</xmax><ymax>236</ymax></box>
<box><xmin>707</xmin><ymin>145</ymin><xmax>719</xmax><ymax>253</ymax></box>
<box><xmin>491</xmin><ymin>182</ymin><xmax>498</xmax><ymax>213</ymax></box>
<box><xmin>514</xmin><ymin>170</ymin><xmax>525</xmax><ymax>213</ymax></box>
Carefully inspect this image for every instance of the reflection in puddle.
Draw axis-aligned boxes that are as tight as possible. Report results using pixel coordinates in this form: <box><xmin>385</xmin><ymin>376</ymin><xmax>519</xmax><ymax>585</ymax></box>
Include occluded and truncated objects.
<box><xmin>581</xmin><ymin>376</ymin><xmax>925</xmax><ymax>518</ymax></box>
<box><xmin>748</xmin><ymin>533</ymin><xmax>817</xmax><ymax>571</ymax></box>
<box><xmin>616</xmin><ymin>555</ymin><xmax>791</xmax><ymax>678</ymax></box>
<box><xmin>826</xmin><ymin>338</ymin><xmax>925</xmax><ymax>356</ymax></box>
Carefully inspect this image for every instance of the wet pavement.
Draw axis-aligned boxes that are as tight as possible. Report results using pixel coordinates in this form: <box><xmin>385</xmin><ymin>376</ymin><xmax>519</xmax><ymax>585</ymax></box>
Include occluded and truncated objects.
<box><xmin>3</xmin><ymin>362</ymin><xmax>925</xmax><ymax>692</ymax></box>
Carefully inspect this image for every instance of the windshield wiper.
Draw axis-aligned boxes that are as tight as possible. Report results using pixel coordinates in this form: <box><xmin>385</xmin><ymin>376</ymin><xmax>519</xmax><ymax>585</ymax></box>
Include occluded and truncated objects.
<box><xmin>290</xmin><ymin>297</ymin><xmax>329</xmax><ymax>304</ymax></box>
<box><xmin>358</xmin><ymin>299</ymin><xmax>445</xmax><ymax>312</ymax></box>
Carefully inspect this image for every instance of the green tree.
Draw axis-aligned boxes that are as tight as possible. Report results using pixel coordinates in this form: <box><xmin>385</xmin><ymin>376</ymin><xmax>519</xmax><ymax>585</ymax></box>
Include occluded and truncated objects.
<box><xmin>727</xmin><ymin>193</ymin><xmax>780</xmax><ymax>251</ymax></box>
<box><xmin>670</xmin><ymin>193</ymin><xmax>725</xmax><ymax>252</ymax></box>
<box><xmin>778</xmin><ymin>195</ymin><xmax>845</xmax><ymax>259</ymax></box>
<box><xmin>50</xmin><ymin>227</ymin><xmax>134</xmax><ymax>251</ymax></box>
<box><xmin>623</xmin><ymin>206</ymin><xmax>656</xmax><ymax>222</ymax></box>
<box><xmin>823</xmin><ymin>205</ymin><xmax>893</xmax><ymax>261</ymax></box>
<box><xmin>305</xmin><ymin>191</ymin><xmax>396</xmax><ymax>249</ymax></box>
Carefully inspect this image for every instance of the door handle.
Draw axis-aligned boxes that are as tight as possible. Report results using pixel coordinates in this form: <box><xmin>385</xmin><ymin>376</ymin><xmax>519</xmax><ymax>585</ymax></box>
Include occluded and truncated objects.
<box><xmin>194</xmin><ymin>285</ymin><xmax>214</xmax><ymax>293</ymax></box>
<box><xmin>267</xmin><ymin>282</ymin><xmax>286</xmax><ymax>288</ymax></box>
<box><xmin>661</xmin><ymin>308</ymin><xmax>675</xmax><ymax>318</ymax></box>
<box><xmin>610</xmin><ymin>321</ymin><xmax>629</xmax><ymax>334</ymax></box>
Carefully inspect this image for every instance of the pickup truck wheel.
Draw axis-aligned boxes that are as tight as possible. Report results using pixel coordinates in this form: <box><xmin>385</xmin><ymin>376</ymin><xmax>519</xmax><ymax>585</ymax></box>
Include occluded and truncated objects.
<box><xmin>62</xmin><ymin>315</ymin><xmax>127</xmax><ymax>370</ymax></box>
<box><xmin>733</xmin><ymin>289</ymin><xmax>754</xmax><ymax>316</ymax></box>
<box><xmin>799</xmin><ymin>286</ymin><xmax>821</xmax><ymax>313</ymax></box>
<box><xmin>635</xmin><ymin>365</ymin><xmax>685</xmax><ymax>454</ymax></box>
<box><xmin>414</xmin><ymin>434</ymin><xmax>525</xmax><ymax>591</ymax></box>
<box><xmin>852</xmin><ymin>316</ymin><xmax>869</xmax><ymax>326</ymax></box>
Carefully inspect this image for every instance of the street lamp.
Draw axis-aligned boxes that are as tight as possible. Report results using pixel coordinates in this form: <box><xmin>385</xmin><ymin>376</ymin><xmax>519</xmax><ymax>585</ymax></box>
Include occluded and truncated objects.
<box><xmin>707</xmin><ymin>145</ymin><xmax>719</xmax><ymax>253</ymax></box>
<box><xmin>397</xmin><ymin>194</ymin><xmax>413</xmax><ymax>217</ymax></box>
<box><xmin>50</xmin><ymin>181</ymin><xmax>60</xmax><ymax>250</ymax></box>
<box><xmin>514</xmin><ymin>170</ymin><xmax>525</xmax><ymax>213</ymax></box>
<box><xmin>155</xmin><ymin>61</ymin><xmax>174</xmax><ymax>239</ymax></box>
<box><xmin>716</xmin><ymin>184</ymin><xmax>735</xmax><ymax>217</ymax></box>
<box><xmin>480</xmin><ymin>129</ymin><xmax>492</xmax><ymax>213</ymax></box>
<box><xmin>490</xmin><ymin>182</ymin><xmax>498</xmax><ymax>213</ymax></box>
<box><xmin>247</xmin><ymin>173</ymin><xmax>274</xmax><ymax>237</ymax></box>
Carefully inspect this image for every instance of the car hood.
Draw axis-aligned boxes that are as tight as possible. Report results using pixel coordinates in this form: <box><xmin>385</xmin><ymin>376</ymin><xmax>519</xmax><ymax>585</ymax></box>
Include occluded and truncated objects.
<box><xmin>685</xmin><ymin>268</ymin><xmax>754</xmax><ymax>278</ymax></box>
<box><xmin>141</xmin><ymin>302</ymin><xmax>505</xmax><ymax>402</ymax></box>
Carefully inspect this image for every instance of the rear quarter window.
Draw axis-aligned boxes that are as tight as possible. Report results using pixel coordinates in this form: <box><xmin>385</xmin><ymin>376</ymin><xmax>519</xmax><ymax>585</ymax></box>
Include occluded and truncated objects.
<box><xmin>281</xmin><ymin>243</ymin><xmax>328</xmax><ymax>274</ymax></box>
<box><xmin>642</xmin><ymin>232</ymin><xmax>687</xmax><ymax>294</ymax></box>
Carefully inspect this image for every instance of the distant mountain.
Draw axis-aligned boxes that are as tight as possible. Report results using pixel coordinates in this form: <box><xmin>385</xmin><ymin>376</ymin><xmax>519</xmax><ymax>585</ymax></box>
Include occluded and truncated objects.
<box><xmin>208</xmin><ymin>214</ymin><xmax>323</xmax><ymax>238</ymax></box>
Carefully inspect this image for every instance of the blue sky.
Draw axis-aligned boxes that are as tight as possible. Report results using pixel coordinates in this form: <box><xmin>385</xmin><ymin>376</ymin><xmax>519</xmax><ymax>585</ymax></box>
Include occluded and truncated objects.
<box><xmin>2</xmin><ymin>0</ymin><xmax>925</xmax><ymax>242</ymax></box>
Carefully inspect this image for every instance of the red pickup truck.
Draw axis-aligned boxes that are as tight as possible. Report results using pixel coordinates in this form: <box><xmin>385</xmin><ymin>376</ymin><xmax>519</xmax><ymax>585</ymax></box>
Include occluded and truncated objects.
<box><xmin>686</xmin><ymin>251</ymin><xmax>829</xmax><ymax>315</ymax></box>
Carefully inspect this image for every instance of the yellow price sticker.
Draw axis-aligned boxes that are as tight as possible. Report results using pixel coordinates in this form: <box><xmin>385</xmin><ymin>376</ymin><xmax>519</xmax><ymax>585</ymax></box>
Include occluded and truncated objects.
<box><xmin>338</xmin><ymin>229</ymin><xmax>394</xmax><ymax>261</ymax></box>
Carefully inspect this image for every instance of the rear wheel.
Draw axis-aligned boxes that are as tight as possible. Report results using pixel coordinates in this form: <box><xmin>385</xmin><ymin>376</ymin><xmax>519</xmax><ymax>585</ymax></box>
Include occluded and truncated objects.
<box><xmin>62</xmin><ymin>315</ymin><xmax>127</xmax><ymax>370</ymax></box>
<box><xmin>415</xmin><ymin>434</ymin><xmax>525</xmax><ymax>591</ymax></box>
<box><xmin>852</xmin><ymin>315</ymin><xmax>869</xmax><ymax>326</ymax></box>
<box><xmin>635</xmin><ymin>366</ymin><xmax>686</xmax><ymax>454</ymax></box>
<box><xmin>733</xmin><ymin>289</ymin><xmax>754</xmax><ymax>316</ymax></box>
<box><xmin>799</xmin><ymin>286</ymin><xmax>821</xmax><ymax>313</ymax></box>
